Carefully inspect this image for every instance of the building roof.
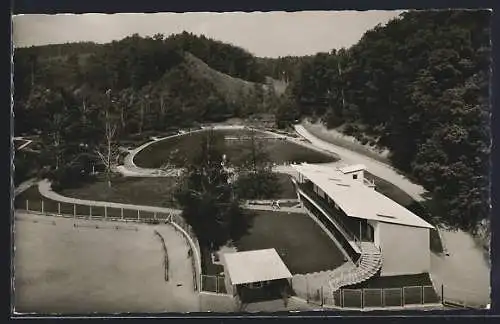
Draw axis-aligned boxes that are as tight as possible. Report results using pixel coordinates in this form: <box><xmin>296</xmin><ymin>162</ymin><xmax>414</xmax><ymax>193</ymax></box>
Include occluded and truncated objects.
<box><xmin>292</xmin><ymin>163</ymin><xmax>434</xmax><ymax>229</ymax></box>
<box><xmin>339</xmin><ymin>164</ymin><xmax>367</xmax><ymax>174</ymax></box>
<box><xmin>223</xmin><ymin>249</ymin><xmax>293</xmax><ymax>285</ymax></box>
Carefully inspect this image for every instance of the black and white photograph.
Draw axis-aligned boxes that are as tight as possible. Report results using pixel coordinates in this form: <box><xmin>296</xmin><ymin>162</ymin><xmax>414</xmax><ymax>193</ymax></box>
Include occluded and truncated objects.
<box><xmin>11</xmin><ymin>9</ymin><xmax>492</xmax><ymax>314</ymax></box>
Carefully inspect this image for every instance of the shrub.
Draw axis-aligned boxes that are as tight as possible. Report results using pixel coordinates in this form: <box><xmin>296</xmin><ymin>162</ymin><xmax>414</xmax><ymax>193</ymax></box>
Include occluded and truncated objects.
<box><xmin>344</xmin><ymin>124</ymin><xmax>359</xmax><ymax>136</ymax></box>
<box><xmin>234</xmin><ymin>171</ymin><xmax>282</xmax><ymax>199</ymax></box>
<box><xmin>48</xmin><ymin>164</ymin><xmax>96</xmax><ymax>191</ymax></box>
<box><xmin>324</xmin><ymin>110</ymin><xmax>345</xmax><ymax>129</ymax></box>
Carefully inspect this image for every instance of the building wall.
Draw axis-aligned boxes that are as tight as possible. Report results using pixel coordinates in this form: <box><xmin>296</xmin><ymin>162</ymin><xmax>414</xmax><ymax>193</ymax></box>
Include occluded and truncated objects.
<box><xmin>378</xmin><ymin>222</ymin><xmax>430</xmax><ymax>276</ymax></box>
<box><xmin>344</xmin><ymin>170</ymin><xmax>365</xmax><ymax>184</ymax></box>
<box><xmin>221</xmin><ymin>255</ymin><xmax>236</xmax><ymax>296</ymax></box>
<box><xmin>369</xmin><ymin>220</ymin><xmax>381</xmax><ymax>247</ymax></box>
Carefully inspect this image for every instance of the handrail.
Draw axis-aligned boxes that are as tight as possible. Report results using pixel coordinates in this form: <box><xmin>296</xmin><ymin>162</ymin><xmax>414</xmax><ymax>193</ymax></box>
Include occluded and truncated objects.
<box><xmin>330</xmin><ymin>246</ymin><xmax>383</xmax><ymax>292</ymax></box>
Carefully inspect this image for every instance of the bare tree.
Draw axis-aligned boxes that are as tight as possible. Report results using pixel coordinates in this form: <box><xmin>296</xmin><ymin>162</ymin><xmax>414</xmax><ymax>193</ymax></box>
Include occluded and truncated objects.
<box><xmin>95</xmin><ymin>89</ymin><xmax>119</xmax><ymax>188</ymax></box>
<box><xmin>160</xmin><ymin>94</ymin><xmax>166</xmax><ymax>119</ymax></box>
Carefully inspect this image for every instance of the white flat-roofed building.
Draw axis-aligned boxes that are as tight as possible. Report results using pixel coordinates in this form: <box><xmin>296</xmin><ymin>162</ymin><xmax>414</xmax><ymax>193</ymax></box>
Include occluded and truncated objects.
<box><xmin>222</xmin><ymin>249</ymin><xmax>293</xmax><ymax>299</ymax></box>
<box><xmin>290</xmin><ymin>163</ymin><xmax>434</xmax><ymax>280</ymax></box>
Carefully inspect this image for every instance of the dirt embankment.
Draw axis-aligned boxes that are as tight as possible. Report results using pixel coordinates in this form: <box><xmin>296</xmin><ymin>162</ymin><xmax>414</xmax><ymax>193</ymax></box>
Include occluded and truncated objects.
<box><xmin>301</xmin><ymin>120</ymin><xmax>391</xmax><ymax>164</ymax></box>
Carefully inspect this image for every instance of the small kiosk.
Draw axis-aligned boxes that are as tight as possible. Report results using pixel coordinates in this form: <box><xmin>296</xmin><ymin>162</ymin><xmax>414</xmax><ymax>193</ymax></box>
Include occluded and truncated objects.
<box><xmin>223</xmin><ymin>249</ymin><xmax>293</xmax><ymax>303</ymax></box>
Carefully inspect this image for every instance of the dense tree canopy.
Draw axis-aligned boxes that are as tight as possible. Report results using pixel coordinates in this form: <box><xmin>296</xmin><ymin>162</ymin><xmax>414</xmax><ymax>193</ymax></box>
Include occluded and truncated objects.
<box><xmin>174</xmin><ymin>130</ymin><xmax>253</xmax><ymax>250</ymax></box>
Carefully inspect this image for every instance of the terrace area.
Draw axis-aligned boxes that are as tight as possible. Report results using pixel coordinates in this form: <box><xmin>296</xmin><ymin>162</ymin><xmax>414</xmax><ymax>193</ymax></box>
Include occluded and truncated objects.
<box><xmin>296</xmin><ymin>181</ymin><xmax>364</xmax><ymax>261</ymax></box>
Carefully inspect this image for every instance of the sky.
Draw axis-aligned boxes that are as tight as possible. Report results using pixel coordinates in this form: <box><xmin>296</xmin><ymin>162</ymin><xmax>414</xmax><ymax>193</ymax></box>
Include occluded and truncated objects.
<box><xmin>13</xmin><ymin>11</ymin><xmax>404</xmax><ymax>58</ymax></box>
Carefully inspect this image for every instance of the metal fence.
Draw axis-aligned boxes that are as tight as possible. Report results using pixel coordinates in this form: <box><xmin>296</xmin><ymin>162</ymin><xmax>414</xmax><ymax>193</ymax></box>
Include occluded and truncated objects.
<box><xmin>201</xmin><ymin>274</ymin><xmax>228</xmax><ymax>295</ymax></box>
<box><xmin>18</xmin><ymin>199</ymin><xmax>176</xmax><ymax>223</ymax></box>
<box><xmin>292</xmin><ymin>276</ymin><xmax>440</xmax><ymax>309</ymax></box>
<box><xmin>16</xmin><ymin>198</ymin><xmax>203</xmax><ymax>292</ymax></box>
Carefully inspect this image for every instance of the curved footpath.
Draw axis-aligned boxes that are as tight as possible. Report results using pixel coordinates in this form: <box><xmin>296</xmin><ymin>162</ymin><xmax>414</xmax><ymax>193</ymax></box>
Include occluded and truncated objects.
<box><xmin>38</xmin><ymin>179</ymin><xmax>182</xmax><ymax>215</ymax></box>
<box><xmin>36</xmin><ymin>179</ymin><xmax>302</xmax><ymax>214</ymax></box>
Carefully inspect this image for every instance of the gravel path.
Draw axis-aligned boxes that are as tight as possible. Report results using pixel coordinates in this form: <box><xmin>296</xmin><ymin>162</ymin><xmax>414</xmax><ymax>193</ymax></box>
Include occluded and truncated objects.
<box><xmin>430</xmin><ymin>230</ymin><xmax>491</xmax><ymax>306</ymax></box>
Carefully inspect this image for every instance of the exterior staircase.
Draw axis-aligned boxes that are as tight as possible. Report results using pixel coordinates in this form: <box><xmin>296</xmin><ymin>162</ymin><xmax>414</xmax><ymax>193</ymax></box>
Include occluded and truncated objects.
<box><xmin>329</xmin><ymin>242</ymin><xmax>382</xmax><ymax>292</ymax></box>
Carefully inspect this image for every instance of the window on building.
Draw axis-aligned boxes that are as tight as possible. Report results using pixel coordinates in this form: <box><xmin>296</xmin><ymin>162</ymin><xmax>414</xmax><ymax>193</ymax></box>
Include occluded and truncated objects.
<box><xmin>353</xmin><ymin>174</ymin><xmax>358</xmax><ymax>179</ymax></box>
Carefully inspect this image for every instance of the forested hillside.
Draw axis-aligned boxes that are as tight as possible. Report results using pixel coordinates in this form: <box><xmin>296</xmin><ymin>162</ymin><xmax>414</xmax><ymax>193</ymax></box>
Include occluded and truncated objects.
<box><xmin>14</xmin><ymin>32</ymin><xmax>289</xmax><ymax>135</ymax></box>
<box><xmin>282</xmin><ymin>10</ymin><xmax>491</xmax><ymax>234</ymax></box>
<box><xmin>13</xmin><ymin>32</ymin><xmax>296</xmax><ymax>188</ymax></box>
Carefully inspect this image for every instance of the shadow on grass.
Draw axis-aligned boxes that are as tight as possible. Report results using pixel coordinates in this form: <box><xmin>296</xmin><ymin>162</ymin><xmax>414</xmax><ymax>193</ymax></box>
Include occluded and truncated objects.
<box><xmin>235</xmin><ymin>210</ymin><xmax>346</xmax><ymax>274</ymax></box>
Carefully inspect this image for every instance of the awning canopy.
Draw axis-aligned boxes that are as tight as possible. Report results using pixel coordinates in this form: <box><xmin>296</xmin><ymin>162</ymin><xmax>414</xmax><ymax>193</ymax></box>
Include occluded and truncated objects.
<box><xmin>223</xmin><ymin>249</ymin><xmax>293</xmax><ymax>286</ymax></box>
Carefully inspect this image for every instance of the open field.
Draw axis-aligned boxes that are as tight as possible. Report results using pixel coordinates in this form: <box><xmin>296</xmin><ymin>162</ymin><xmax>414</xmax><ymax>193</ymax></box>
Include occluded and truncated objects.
<box><xmin>13</xmin><ymin>212</ymin><xmax>198</xmax><ymax>314</ymax></box>
<box><xmin>134</xmin><ymin>129</ymin><xmax>337</xmax><ymax>169</ymax></box>
<box><xmin>235</xmin><ymin>211</ymin><xmax>346</xmax><ymax>274</ymax></box>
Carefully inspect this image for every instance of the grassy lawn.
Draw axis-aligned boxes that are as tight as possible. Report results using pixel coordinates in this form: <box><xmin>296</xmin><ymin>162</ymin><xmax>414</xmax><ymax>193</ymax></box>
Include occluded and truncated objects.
<box><xmin>59</xmin><ymin>176</ymin><xmax>179</xmax><ymax>208</ymax></box>
<box><xmin>346</xmin><ymin>273</ymin><xmax>434</xmax><ymax>289</ymax></box>
<box><xmin>54</xmin><ymin>174</ymin><xmax>296</xmax><ymax>207</ymax></box>
<box><xmin>15</xmin><ymin>186</ymin><xmax>45</xmax><ymax>210</ymax></box>
<box><xmin>14</xmin><ymin>150</ymin><xmax>40</xmax><ymax>186</ymax></box>
<box><xmin>134</xmin><ymin>129</ymin><xmax>337</xmax><ymax>169</ymax></box>
<box><xmin>275</xmin><ymin>173</ymin><xmax>297</xmax><ymax>199</ymax></box>
<box><xmin>301</xmin><ymin>121</ymin><xmax>390</xmax><ymax>164</ymax></box>
<box><xmin>235</xmin><ymin>211</ymin><xmax>346</xmax><ymax>274</ymax></box>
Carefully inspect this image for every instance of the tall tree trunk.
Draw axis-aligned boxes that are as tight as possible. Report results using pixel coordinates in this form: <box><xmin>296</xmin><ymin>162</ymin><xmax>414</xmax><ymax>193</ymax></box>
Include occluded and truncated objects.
<box><xmin>139</xmin><ymin>101</ymin><xmax>144</xmax><ymax>134</ymax></box>
<box><xmin>31</xmin><ymin>63</ymin><xmax>35</xmax><ymax>87</ymax></box>
<box><xmin>120</xmin><ymin>104</ymin><xmax>125</xmax><ymax>129</ymax></box>
<box><xmin>107</xmin><ymin>129</ymin><xmax>112</xmax><ymax>188</ymax></box>
<box><xmin>160</xmin><ymin>95</ymin><xmax>165</xmax><ymax>129</ymax></box>
<box><xmin>53</xmin><ymin>132</ymin><xmax>61</xmax><ymax>170</ymax></box>
<box><xmin>251</xmin><ymin>131</ymin><xmax>257</xmax><ymax>172</ymax></box>
<box><xmin>338</xmin><ymin>61</ymin><xmax>345</xmax><ymax>110</ymax></box>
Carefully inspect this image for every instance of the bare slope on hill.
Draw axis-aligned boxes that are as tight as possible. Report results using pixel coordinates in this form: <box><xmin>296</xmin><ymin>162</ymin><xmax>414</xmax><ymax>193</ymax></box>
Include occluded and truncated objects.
<box><xmin>183</xmin><ymin>52</ymin><xmax>264</xmax><ymax>101</ymax></box>
<box><xmin>183</xmin><ymin>52</ymin><xmax>286</xmax><ymax>101</ymax></box>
